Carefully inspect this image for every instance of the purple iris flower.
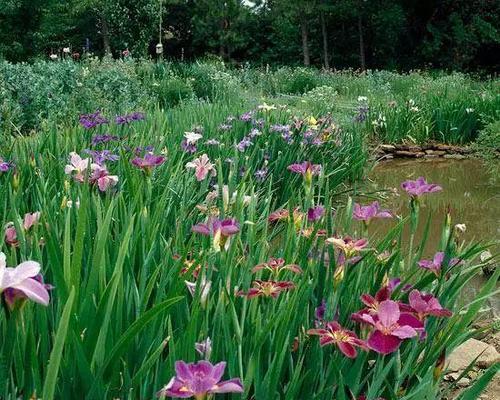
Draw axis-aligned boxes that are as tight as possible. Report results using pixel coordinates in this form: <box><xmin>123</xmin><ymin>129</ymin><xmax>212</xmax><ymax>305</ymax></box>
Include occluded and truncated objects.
<box><xmin>307</xmin><ymin>206</ymin><xmax>325</xmax><ymax>222</ymax></box>
<box><xmin>236</xmin><ymin>136</ymin><xmax>253</xmax><ymax>152</ymax></box>
<box><xmin>181</xmin><ymin>140</ymin><xmax>198</xmax><ymax>154</ymax></box>
<box><xmin>315</xmin><ymin>299</ymin><xmax>326</xmax><ymax>321</ymax></box>
<box><xmin>252</xmin><ymin>118</ymin><xmax>265</xmax><ymax>129</ymax></box>
<box><xmin>282</xmin><ymin>131</ymin><xmax>293</xmax><ymax>144</ymax></box>
<box><xmin>353</xmin><ymin>201</ymin><xmax>392</xmax><ymax>224</ymax></box>
<box><xmin>156</xmin><ymin>360</ymin><xmax>243</xmax><ymax>398</ymax></box>
<box><xmin>401</xmin><ymin>177</ymin><xmax>442</xmax><ymax>197</ymax></box>
<box><xmin>79</xmin><ymin>110</ymin><xmax>108</xmax><ymax>129</ymax></box>
<box><xmin>131</xmin><ymin>152</ymin><xmax>165</xmax><ymax>171</ymax></box>
<box><xmin>354</xmin><ymin>104</ymin><xmax>369</xmax><ymax>122</ymax></box>
<box><xmin>84</xmin><ymin>149</ymin><xmax>119</xmax><ymax>165</ymax></box>
<box><xmin>0</xmin><ymin>158</ymin><xmax>14</xmax><ymax>172</ymax></box>
<box><xmin>115</xmin><ymin>111</ymin><xmax>145</xmax><ymax>125</ymax></box>
<box><xmin>219</xmin><ymin>123</ymin><xmax>232</xmax><ymax>131</ymax></box>
<box><xmin>91</xmin><ymin>134</ymin><xmax>120</xmax><ymax>147</ymax></box>
<box><xmin>270</xmin><ymin>124</ymin><xmax>290</xmax><ymax>133</ymax></box>
<box><xmin>240</xmin><ymin>111</ymin><xmax>254</xmax><ymax>122</ymax></box>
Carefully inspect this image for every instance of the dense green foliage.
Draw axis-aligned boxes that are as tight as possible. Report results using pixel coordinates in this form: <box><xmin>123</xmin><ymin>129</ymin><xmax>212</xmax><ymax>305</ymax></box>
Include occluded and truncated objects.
<box><xmin>0</xmin><ymin>0</ymin><xmax>499</xmax><ymax>71</ymax></box>
<box><xmin>1</xmin><ymin>59</ymin><xmax>499</xmax><ymax>145</ymax></box>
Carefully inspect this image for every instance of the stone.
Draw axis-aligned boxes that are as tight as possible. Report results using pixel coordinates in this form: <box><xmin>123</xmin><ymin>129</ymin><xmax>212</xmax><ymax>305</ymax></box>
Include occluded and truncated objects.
<box><xmin>395</xmin><ymin>150</ymin><xmax>425</xmax><ymax>158</ymax></box>
<box><xmin>443</xmin><ymin>154</ymin><xmax>466</xmax><ymax>160</ymax></box>
<box><xmin>380</xmin><ymin>144</ymin><xmax>396</xmax><ymax>152</ymax></box>
<box><xmin>436</xmin><ymin>144</ymin><xmax>453</xmax><ymax>151</ymax></box>
<box><xmin>447</xmin><ymin>338</ymin><xmax>500</xmax><ymax>372</ymax></box>
<box><xmin>457</xmin><ymin>378</ymin><xmax>471</xmax><ymax>388</ymax></box>
<box><xmin>425</xmin><ymin>149</ymin><xmax>446</xmax><ymax>156</ymax></box>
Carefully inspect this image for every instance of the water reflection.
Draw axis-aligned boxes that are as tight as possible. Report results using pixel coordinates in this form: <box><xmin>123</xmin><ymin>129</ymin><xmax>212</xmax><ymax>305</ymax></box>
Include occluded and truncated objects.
<box><xmin>363</xmin><ymin>158</ymin><xmax>499</xmax><ymax>317</ymax></box>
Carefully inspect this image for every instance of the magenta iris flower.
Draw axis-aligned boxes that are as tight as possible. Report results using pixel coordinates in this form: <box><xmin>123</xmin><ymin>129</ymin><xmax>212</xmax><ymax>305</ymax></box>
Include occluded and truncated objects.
<box><xmin>308</xmin><ymin>321</ymin><xmax>367</xmax><ymax>358</ymax></box>
<box><xmin>417</xmin><ymin>252</ymin><xmax>444</xmax><ymax>276</ymax></box>
<box><xmin>401</xmin><ymin>177</ymin><xmax>442</xmax><ymax>197</ymax></box>
<box><xmin>0</xmin><ymin>158</ymin><xmax>14</xmax><ymax>172</ymax></box>
<box><xmin>251</xmin><ymin>258</ymin><xmax>302</xmax><ymax>275</ymax></box>
<box><xmin>287</xmin><ymin>161</ymin><xmax>322</xmax><ymax>177</ymax></box>
<box><xmin>131</xmin><ymin>152</ymin><xmax>165</xmax><ymax>171</ymax></box>
<box><xmin>307</xmin><ymin>206</ymin><xmax>325</xmax><ymax>222</ymax></box>
<box><xmin>353</xmin><ymin>201</ymin><xmax>392</xmax><ymax>224</ymax></box>
<box><xmin>192</xmin><ymin>218</ymin><xmax>239</xmax><ymax>237</ymax></box>
<box><xmin>408</xmin><ymin>290</ymin><xmax>452</xmax><ymax>321</ymax></box>
<box><xmin>360</xmin><ymin>300</ymin><xmax>424</xmax><ymax>355</ymax></box>
<box><xmin>156</xmin><ymin>360</ymin><xmax>243</xmax><ymax>398</ymax></box>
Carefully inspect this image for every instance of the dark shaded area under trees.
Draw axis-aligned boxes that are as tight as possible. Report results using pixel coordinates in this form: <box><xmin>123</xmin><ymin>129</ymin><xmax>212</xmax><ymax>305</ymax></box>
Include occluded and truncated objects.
<box><xmin>0</xmin><ymin>0</ymin><xmax>498</xmax><ymax>72</ymax></box>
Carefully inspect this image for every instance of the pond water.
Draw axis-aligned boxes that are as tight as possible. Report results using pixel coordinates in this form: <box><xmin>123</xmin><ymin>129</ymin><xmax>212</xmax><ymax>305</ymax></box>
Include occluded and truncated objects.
<box><xmin>363</xmin><ymin>158</ymin><xmax>500</xmax><ymax>317</ymax></box>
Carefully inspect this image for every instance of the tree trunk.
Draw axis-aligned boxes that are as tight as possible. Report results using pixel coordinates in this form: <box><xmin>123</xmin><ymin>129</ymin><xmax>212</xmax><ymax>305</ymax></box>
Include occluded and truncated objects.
<box><xmin>357</xmin><ymin>13</ymin><xmax>365</xmax><ymax>71</ymax></box>
<box><xmin>300</xmin><ymin>14</ymin><xmax>310</xmax><ymax>66</ymax></box>
<box><xmin>100</xmin><ymin>15</ymin><xmax>112</xmax><ymax>56</ymax></box>
<box><xmin>320</xmin><ymin>9</ymin><xmax>330</xmax><ymax>69</ymax></box>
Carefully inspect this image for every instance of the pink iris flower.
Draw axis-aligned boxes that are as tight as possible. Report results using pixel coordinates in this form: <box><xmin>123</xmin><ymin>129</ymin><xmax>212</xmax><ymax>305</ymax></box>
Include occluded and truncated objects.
<box><xmin>360</xmin><ymin>300</ymin><xmax>424</xmax><ymax>355</ymax></box>
<box><xmin>65</xmin><ymin>152</ymin><xmax>95</xmax><ymax>182</ymax></box>
<box><xmin>325</xmin><ymin>236</ymin><xmax>368</xmax><ymax>258</ymax></box>
<box><xmin>23</xmin><ymin>212</ymin><xmax>41</xmax><ymax>230</ymax></box>
<box><xmin>186</xmin><ymin>154</ymin><xmax>217</xmax><ymax>181</ymax></box>
<box><xmin>417</xmin><ymin>252</ymin><xmax>444</xmax><ymax>276</ymax></box>
<box><xmin>156</xmin><ymin>360</ymin><xmax>243</xmax><ymax>399</ymax></box>
<box><xmin>401</xmin><ymin>177</ymin><xmax>442</xmax><ymax>197</ymax></box>
<box><xmin>0</xmin><ymin>252</ymin><xmax>50</xmax><ymax>306</ymax></box>
<box><xmin>307</xmin><ymin>321</ymin><xmax>367</xmax><ymax>358</ymax></box>
<box><xmin>89</xmin><ymin>165</ymin><xmax>119</xmax><ymax>192</ymax></box>
<box><xmin>408</xmin><ymin>290</ymin><xmax>452</xmax><ymax>321</ymax></box>
<box><xmin>353</xmin><ymin>201</ymin><xmax>392</xmax><ymax>224</ymax></box>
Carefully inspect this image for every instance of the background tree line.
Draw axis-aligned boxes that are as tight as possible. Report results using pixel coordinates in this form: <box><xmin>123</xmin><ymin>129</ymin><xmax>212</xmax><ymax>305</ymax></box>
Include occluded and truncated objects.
<box><xmin>0</xmin><ymin>0</ymin><xmax>498</xmax><ymax>71</ymax></box>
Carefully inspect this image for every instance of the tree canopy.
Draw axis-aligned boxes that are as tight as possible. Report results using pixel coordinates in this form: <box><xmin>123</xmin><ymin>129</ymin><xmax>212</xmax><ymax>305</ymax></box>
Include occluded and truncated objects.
<box><xmin>0</xmin><ymin>0</ymin><xmax>498</xmax><ymax>71</ymax></box>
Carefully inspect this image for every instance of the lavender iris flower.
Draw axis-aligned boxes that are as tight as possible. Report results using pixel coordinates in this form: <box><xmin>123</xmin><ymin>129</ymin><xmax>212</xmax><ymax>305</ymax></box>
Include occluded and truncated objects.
<box><xmin>84</xmin><ymin>149</ymin><xmax>119</xmax><ymax>165</ymax></box>
<box><xmin>236</xmin><ymin>136</ymin><xmax>253</xmax><ymax>152</ymax></box>
<box><xmin>287</xmin><ymin>161</ymin><xmax>322</xmax><ymax>176</ymax></box>
<box><xmin>254</xmin><ymin>168</ymin><xmax>268</xmax><ymax>182</ymax></box>
<box><xmin>353</xmin><ymin>201</ymin><xmax>392</xmax><ymax>224</ymax></box>
<box><xmin>401</xmin><ymin>177</ymin><xmax>442</xmax><ymax>197</ymax></box>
